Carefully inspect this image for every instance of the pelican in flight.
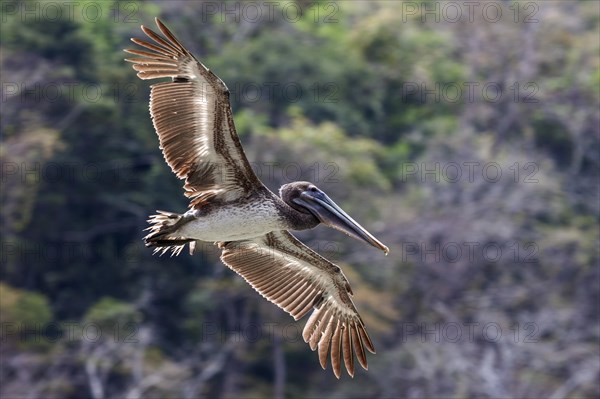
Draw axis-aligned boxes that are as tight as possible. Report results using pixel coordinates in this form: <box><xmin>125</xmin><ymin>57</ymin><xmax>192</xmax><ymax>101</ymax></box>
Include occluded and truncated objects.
<box><xmin>125</xmin><ymin>18</ymin><xmax>389</xmax><ymax>378</ymax></box>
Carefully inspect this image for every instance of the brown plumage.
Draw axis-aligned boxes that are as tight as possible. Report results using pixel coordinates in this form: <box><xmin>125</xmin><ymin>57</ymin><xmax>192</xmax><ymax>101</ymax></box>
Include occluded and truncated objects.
<box><xmin>126</xmin><ymin>19</ymin><xmax>262</xmax><ymax>208</ymax></box>
<box><xmin>125</xmin><ymin>18</ymin><xmax>388</xmax><ymax>378</ymax></box>
<box><xmin>219</xmin><ymin>231</ymin><xmax>375</xmax><ymax>377</ymax></box>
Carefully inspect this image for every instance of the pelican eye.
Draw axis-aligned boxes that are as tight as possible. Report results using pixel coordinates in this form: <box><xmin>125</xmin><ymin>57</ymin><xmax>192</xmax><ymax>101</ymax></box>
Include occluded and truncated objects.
<box><xmin>309</xmin><ymin>186</ymin><xmax>318</xmax><ymax>192</ymax></box>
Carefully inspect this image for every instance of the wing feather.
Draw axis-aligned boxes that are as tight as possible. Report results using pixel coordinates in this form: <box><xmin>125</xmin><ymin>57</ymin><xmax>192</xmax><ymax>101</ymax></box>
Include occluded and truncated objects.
<box><xmin>342</xmin><ymin>324</ymin><xmax>355</xmax><ymax>377</ymax></box>
<box><xmin>219</xmin><ymin>231</ymin><xmax>375</xmax><ymax>378</ymax></box>
<box><xmin>351</xmin><ymin>322</ymin><xmax>368</xmax><ymax>369</ymax></box>
<box><xmin>331</xmin><ymin>321</ymin><xmax>343</xmax><ymax>378</ymax></box>
<box><xmin>318</xmin><ymin>317</ymin><xmax>335</xmax><ymax>369</ymax></box>
<box><xmin>125</xmin><ymin>18</ymin><xmax>264</xmax><ymax>208</ymax></box>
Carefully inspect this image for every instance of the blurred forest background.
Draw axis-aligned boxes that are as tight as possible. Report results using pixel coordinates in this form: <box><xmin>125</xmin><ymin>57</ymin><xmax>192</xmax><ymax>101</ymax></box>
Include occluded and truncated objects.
<box><xmin>1</xmin><ymin>0</ymin><xmax>599</xmax><ymax>398</ymax></box>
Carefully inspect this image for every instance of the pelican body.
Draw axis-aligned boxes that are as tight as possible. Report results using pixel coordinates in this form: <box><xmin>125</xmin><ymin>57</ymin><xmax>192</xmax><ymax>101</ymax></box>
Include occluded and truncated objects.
<box><xmin>125</xmin><ymin>18</ymin><xmax>389</xmax><ymax>378</ymax></box>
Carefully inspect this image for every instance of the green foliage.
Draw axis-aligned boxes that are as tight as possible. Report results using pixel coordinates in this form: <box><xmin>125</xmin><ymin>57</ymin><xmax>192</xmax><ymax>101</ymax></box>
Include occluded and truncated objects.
<box><xmin>84</xmin><ymin>296</ymin><xmax>141</xmax><ymax>326</ymax></box>
<box><xmin>208</xmin><ymin>20</ymin><xmax>383</xmax><ymax>139</ymax></box>
<box><xmin>2</xmin><ymin>3</ymin><xmax>93</xmax><ymax>80</ymax></box>
<box><xmin>0</xmin><ymin>283</ymin><xmax>52</xmax><ymax>350</ymax></box>
<box><xmin>1</xmin><ymin>127</ymin><xmax>63</xmax><ymax>232</ymax></box>
<box><xmin>268</xmin><ymin>109</ymin><xmax>391</xmax><ymax>191</ymax></box>
<box><xmin>0</xmin><ymin>283</ymin><xmax>52</xmax><ymax>326</ymax></box>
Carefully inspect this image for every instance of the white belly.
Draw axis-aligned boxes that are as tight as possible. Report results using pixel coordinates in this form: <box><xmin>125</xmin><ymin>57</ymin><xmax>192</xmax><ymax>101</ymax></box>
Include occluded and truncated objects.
<box><xmin>178</xmin><ymin>202</ymin><xmax>284</xmax><ymax>242</ymax></box>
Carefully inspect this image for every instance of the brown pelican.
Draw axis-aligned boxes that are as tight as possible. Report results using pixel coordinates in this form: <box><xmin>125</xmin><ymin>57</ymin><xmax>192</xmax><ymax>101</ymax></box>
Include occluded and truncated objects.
<box><xmin>125</xmin><ymin>18</ymin><xmax>389</xmax><ymax>378</ymax></box>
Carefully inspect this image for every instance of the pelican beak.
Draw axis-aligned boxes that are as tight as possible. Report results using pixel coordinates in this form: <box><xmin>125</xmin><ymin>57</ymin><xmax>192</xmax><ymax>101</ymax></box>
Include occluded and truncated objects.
<box><xmin>293</xmin><ymin>188</ymin><xmax>389</xmax><ymax>255</ymax></box>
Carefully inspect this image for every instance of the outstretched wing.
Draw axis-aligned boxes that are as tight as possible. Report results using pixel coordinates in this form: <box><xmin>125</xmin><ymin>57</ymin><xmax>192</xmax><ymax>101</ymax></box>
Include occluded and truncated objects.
<box><xmin>219</xmin><ymin>231</ymin><xmax>376</xmax><ymax>378</ymax></box>
<box><xmin>125</xmin><ymin>18</ymin><xmax>264</xmax><ymax>208</ymax></box>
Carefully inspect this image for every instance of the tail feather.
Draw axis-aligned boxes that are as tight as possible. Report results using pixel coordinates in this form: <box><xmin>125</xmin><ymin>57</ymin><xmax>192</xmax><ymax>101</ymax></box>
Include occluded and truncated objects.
<box><xmin>144</xmin><ymin>210</ymin><xmax>196</xmax><ymax>256</ymax></box>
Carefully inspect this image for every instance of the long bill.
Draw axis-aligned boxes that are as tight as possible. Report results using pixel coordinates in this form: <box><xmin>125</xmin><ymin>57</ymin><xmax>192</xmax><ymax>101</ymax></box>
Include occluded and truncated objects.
<box><xmin>293</xmin><ymin>189</ymin><xmax>390</xmax><ymax>255</ymax></box>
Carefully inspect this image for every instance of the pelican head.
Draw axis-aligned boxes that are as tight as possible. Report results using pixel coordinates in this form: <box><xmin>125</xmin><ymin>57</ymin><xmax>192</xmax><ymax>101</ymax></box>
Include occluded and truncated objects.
<box><xmin>280</xmin><ymin>182</ymin><xmax>389</xmax><ymax>255</ymax></box>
